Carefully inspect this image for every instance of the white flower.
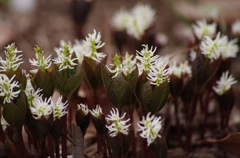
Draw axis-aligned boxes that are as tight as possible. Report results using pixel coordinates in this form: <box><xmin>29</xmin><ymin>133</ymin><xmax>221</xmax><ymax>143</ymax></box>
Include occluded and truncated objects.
<box><xmin>213</xmin><ymin>71</ymin><xmax>237</xmax><ymax>95</ymax></box>
<box><xmin>192</xmin><ymin>19</ymin><xmax>216</xmax><ymax>39</ymax></box>
<box><xmin>90</xmin><ymin>105</ymin><xmax>103</xmax><ymax>118</ymax></box>
<box><xmin>52</xmin><ymin>96</ymin><xmax>68</xmax><ymax>120</ymax></box>
<box><xmin>127</xmin><ymin>3</ymin><xmax>156</xmax><ymax>40</ymax></box>
<box><xmin>111</xmin><ymin>8</ymin><xmax>130</xmax><ymax>31</ymax></box>
<box><xmin>53</xmin><ymin>41</ymin><xmax>78</xmax><ymax>71</ymax></box>
<box><xmin>136</xmin><ymin>44</ymin><xmax>159</xmax><ymax>74</ymax></box>
<box><xmin>0</xmin><ymin>43</ymin><xmax>24</xmax><ymax>72</ymax></box>
<box><xmin>73</xmin><ymin>40</ymin><xmax>87</xmax><ymax>64</ymax></box>
<box><xmin>77</xmin><ymin>103</ymin><xmax>89</xmax><ymax>115</ymax></box>
<box><xmin>29</xmin><ymin>45</ymin><xmax>52</xmax><ymax>74</ymax></box>
<box><xmin>137</xmin><ymin>113</ymin><xmax>163</xmax><ymax>146</ymax></box>
<box><xmin>200</xmin><ymin>32</ymin><xmax>227</xmax><ymax>61</ymax></box>
<box><xmin>122</xmin><ymin>52</ymin><xmax>137</xmax><ymax>76</ymax></box>
<box><xmin>221</xmin><ymin>38</ymin><xmax>239</xmax><ymax>60</ymax></box>
<box><xmin>1</xmin><ymin>117</ymin><xmax>9</xmax><ymax>131</ymax></box>
<box><xmin>169</xmin><ymin>61</ymin><xmax>192</xmax><ymax>78</ymax></box>
<box><xmin>189</xmin><ymin>49</ymin><xmax>197</xmax><ymax>61</ymax></box>
<box><xmin>0</xmin><ymin>74</ymin><xmax>21</xmax><ymax>104</ymax></box>
<box><xmin>30</xmin><ymin>97</ymin><xmax>52</xmax><ymax>119</ymax></box>
<box><xmin>83</xmin><ymin>30</ymin><xmax>106</xmax><ymax>62</ymax></box>
<box><xmin>147</xmin><ymin>60</ymin><xmax>169</xmax><ymax>86</ymax></box>
<box><xmin>232</xmin><ymin>20</ymin><xmax>240</xmax><ymax>35</ymax></box>
<box><xmin>107</xmin><ymin>54</ymin><xmax>123</xmax><ymax>78</ymax></box>
<box><xmin>25</xmin><ymin>79</ymin><xmax>43</xmax><ymax>106</ymax></box>
<box><xmin>106</xmin><ymin>108</ymin><xmax>131</xmax><ymax>137</ymax></box>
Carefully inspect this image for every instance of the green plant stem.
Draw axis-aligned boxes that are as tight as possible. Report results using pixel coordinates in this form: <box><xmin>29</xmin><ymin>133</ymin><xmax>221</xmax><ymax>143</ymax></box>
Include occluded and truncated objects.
<box><xmin>62</xmin><ymin>114</ymin><xmax>67</xmax><ymax>158</ymax></box>
<box><xmin>55</xmin><ymin>139</ymin><xmax>60</xmax><ymax>158</ymax></box>
<box><xmin>173</xmin><ymin>97</ymin><xmax>183</xmax><ymax>148</ymax></box>
<box><xmin>129</xmin><ymin>110</ymin><xmax>137</xmax><ymax>158</ymax></box>
<box><xmin>48</xmin><ymin>135</ymin><xmax>54</xmax><ymax>158</ymax></box>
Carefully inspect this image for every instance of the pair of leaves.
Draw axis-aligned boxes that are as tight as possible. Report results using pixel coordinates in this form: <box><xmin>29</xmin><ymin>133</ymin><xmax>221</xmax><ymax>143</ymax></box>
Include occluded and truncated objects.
<box><xmin>149</xmin><ymin>137</ymin><xmax>168</xmax><ymax>158</ymax></box>
<box><xmin>31</xmin><ymin>70</ymin><xmax>55</xmax><ymax>98</ymax></box>
<box><xmin>50</xmin><ymin>65</ymin><xmax>83</xmax><ymax>97</ymax></box>
<box><xmin>101</xmin><ymin>64</ymin><xmax>138</xmax><ymax>109</ymax></box>
<box><xmin>139</xmin><ymin>80</ymin><xmax>169</xmax><ymax>114</ymax></box>
<box><xmin>82</xmin><ymin>57</ymin><xmax>104</xmax><ymax>94</ymax></box>
<box><xmin>2</xmin><ymin>91</ymin><xmax>28</xmax><ymax>129</ymax></box>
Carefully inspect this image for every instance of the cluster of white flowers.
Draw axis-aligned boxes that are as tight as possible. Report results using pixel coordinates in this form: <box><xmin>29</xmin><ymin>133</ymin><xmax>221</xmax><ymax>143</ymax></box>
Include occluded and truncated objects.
<box><xmin>192</xmin><ymin>19</ymin><xmax>216</xmax><ymax>40</ymax></box>
<box><xmin>168</xmin><ymin>61</ymin><xmax>192</xmax><ymax>78</ymax></box>
<box><xmin>137</xmin><ymin>113</ymin><xmax>162</xmax><ymax>146</ymax></box>
<box><xmin>29</xmin><ymin>45</ymin><xmax>52</xmax><ymax>74</ymax></box>
<box><xmin>107</xmin><ymin>53</ymin><xmax>136</xmax><ymax>78</ymax></box>
<box><xmin>90</xmin><ymin>105</ymin><xmax>103</xmax><ymax>118</ymax></box>
<box><xmin>77</xmin><ymin>103</ymin><xmax>89</xmax><ymax>115</ymax></box>
<box><xmin>106</xmin><ymin>108</ymin><xmax>131</xmax><ymax>137</ymax></box>
<box><xmin>53</xmin><ymin>41</ymin><xmax>78</xmax><ymax>71</ymax></box>
<box><xmin>111</xmin><ymin>3</ymin><xmax>156</xmax><ymax>40</ymax></box>
<box><xmin>200</xmin><ymin>33</ymin><xmax>239</xmax><ymax>61</ymax></box>
<box><xmin>73</xmin><ymin>30</ymin><xmax>106</xmax><ymax>63</ymax></box>
<box><xmin>0</xmin><ymin>43</ymin><xmax>24</xmax><ymax>72</ymax></box>
<box><xmin>213</xmin><ymin>71</ymin><xmax>237</xmax><ymax>95</ymax></box>
<box><xmin>28</xmin><ymin>89</ymin><xmax>68</xmax><ymax>120</ymax></box>
<box><xmin>0</xmin><ymin>74</ymin><xmax>21</xmax><ymax>104</ymax></box>
<box><xmin>136</xmin><ymin>45</ymin><xmax>159</xmax><ymax>74</ymax></box>
<box><xmin>232</xmin><ymin>20</ymin><xmax>240</xmax><ymax>36</ymax></box>
<box><xmin>147</xmin><ymin>61</ymin><xmax>169</xmax><ymax>86</ymax></box>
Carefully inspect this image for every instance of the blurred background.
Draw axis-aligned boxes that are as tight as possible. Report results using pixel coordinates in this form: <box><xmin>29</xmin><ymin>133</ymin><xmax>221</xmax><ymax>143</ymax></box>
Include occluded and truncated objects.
<box><xmin>1</xmin><ymin>0</ymin><xmax>240</xmax><ymax>70</ymax></box>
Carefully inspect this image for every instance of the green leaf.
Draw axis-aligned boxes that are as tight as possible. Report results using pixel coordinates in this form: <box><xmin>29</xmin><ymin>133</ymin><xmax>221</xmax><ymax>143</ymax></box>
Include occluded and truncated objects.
<box><xmin>33</xmin><ymin>70</ymin><xmax>55</xmax><ymax>98</ymax></box>
<box><xmin>139</xmin><ymin>81</ymin><xmax>154</xmax><ymax>113</ymax></box>
<box><xmin>106</xmin><ymin>74</ymin><xmax>131</xmax><ymax>109</ymax></box>
<box><xmin>2</xmin><ymin>91</ymin><xmax>28</xmax><ymax>128</ymax></box>
<box><xmin>101</xmin><ymin>63</ymin><xmax>111</xmax><ymax>88</ymax></box>
<box><xmin>3</xmin><ymin>103</ymin><xmax>25</xmax><ymax>128</ymax></box>
<box><xmin>149</xmin><ymin>137</ymin><xmax>168</xmax><ymax>158</ymax></box>
<box><xmin>153</xmin><ymin>80</ymin><xmax>169</xmax><ymax>112</ymax></box>
<box><xmin>65</xmin><ymin>65</ymin><xmax>83</xmax><ymax>96</ymax></box>
<box><xmin>50</xmin><ymin>119</ymin><xmax>63</xmax><ymax>141</ymax></box>
<box><xmin>50</xmin><ymin>65</ymin><xmax>66</xmax><ymax>94</ymax></box>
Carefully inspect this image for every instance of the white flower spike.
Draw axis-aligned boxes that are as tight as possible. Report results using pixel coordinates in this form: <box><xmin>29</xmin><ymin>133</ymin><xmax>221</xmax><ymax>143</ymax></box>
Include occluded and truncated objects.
<box><xmin>52</xmin><ymin>96</ymin><xmax>68</xmax><ymax>120</ymax></box>
<box><xmin>111</xmin><ymin>8</ymin><xmax>130</xmax><ymax>31</ymax></box>
<box><xmin>0</xmin><ymin>43</ymin><xmax>24</xmax><ymax>72</ymax></box>
<box><xmin>136</xmin><ymin>44</ymin><xmax>159</xmax><ymax>74</ymax></box>
<box><xmin>53</xmin><ymin>41</ymin><xmax>78</xmax><ymax>71</ymax></box>
<box><xmin>77</xmin><ymin>103</ymin><xmax>89</xmax><ymax>115</ymax></box>
<box><xmin>30</xmin><ymin>97</ymin><xmax>52</xmax><ymax>119</ymax></box>
<box><xmin>0</xmin><ymin>74</ymin><xmax>21</xmax><ymax>104</ymax></box>
<box><xmin>213</xmin><ymin>71</ymin><xmax>237</xmax><ymax>95</ymax></box>
<box><xmin>29</xmin><ymin>45</ymin><xmax>52</xmax><ymax>74</ymax></box>
<box><xmin>90</xmin><ymin>105</ymin><xmax>103</xmax><ymax>118</ymax></box>
<box><xmin>232</xmin><ymin>20</ymin><xmax>240</xmax><ymax>36</ymax></box>
<box><xmin>137</xmin><ymin>113</ymin><xmax>163</xmax><ymax>146</ymax></box>
<box><xmin>192</xmin><ymin>19</ymin><xmax>216</xmax><ymax>39</ymax></box>
<box><xmin>106</xmin><ymin>108</ymin><xmax>131</xmax><ymax>137</ymax></box>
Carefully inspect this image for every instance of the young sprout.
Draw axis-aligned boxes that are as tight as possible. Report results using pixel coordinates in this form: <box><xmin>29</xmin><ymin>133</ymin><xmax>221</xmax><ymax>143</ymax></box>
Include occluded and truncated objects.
<box><xmin>0</xmin><ymin>74</ymin><xmax>21</xmax><ymax>104</ymax></box>
<box><xmin>213</xmin><ymin>71</ymin><xmax>237</xmax><ymax>95</ymax></box>
<box><xmin>77</xmin><ymin>103</ymin><xmax>89</xmax><ymax>115</ymax></box>
<box><xmin>90</xmin><ymin>105</ymin><xmax>103</xmax><ymax>118</ymax></box>
<box><xmin>0</xmin><ymin>43</ymin><xmax>24</xmax><ymax>72</ymax></box>
<box><xmin>52</xmin><ymin>96</ymin><xmax>68</xmax><ymax>120</ymax></box>
<box><xmin>136</xmin><ymin>44</ymin><xmax>159</xmax><ymax>74</ymax></box>
<box><xmin>137</xmin><ymin>113</ymin><xmax>163</xmax><ymax>146</ymax></box>
<box><xmin>106</xmin><ymin>108</ymin><xmax>131</xmax><ymax>137</ymax></box>
<box><xmin>83</xmin><ymin>30</ymin><xmax>106</xmax><ymax>62</ymax></box>
<box><xmin>53</xmin><ymin>41</ymin><xmax>78</xmax><ymax>71</ymax></box>
<box><xmin>200</xmin><ymin>32</ymin><xmax>227</xmax><ymax>61</ymax></box>
<box><xmin>192</xmin><ymin>19</ymin><xmax>216</xmax><ymax>39</ymax></box>
<box><xmin>30</xmin><ymin>97</ymin><xmax>52</xmax><ymax>119</ymax></box>
<box><xmin>29</xmin><ymin>45</ymin><xmax>52</xmax><ymax>74</ymax></box>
